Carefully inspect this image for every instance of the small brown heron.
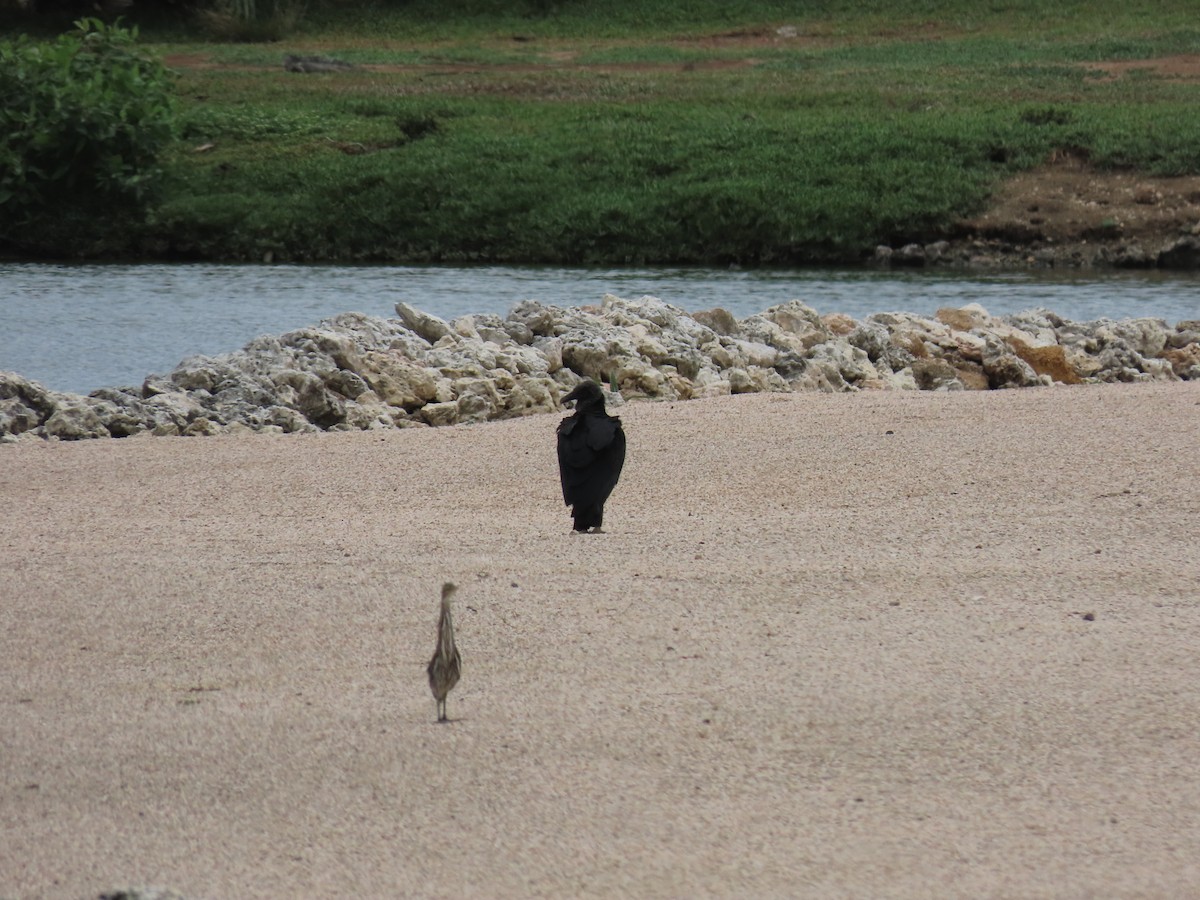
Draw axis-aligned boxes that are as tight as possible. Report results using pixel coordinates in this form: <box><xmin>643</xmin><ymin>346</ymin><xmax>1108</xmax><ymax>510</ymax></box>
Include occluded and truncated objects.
<box><xmin>426</xmin><ymin>582</ymin><xmax>462</xmax><ymax>723</ymax></box>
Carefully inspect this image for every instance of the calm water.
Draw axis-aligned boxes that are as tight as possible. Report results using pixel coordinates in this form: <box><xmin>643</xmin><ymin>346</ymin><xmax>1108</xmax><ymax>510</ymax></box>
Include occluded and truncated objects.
<box><xmin>2</xmin><ymin>262</ymin><xmax>1198</xmax><ymax>395</ymax></box>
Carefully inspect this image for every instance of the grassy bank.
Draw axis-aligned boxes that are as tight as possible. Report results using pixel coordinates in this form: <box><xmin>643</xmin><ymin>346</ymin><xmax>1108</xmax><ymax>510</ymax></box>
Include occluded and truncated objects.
<box><xmin>10</xmin><ymin>0</ymin><xmax>1200</xmax><ymax>262</ymax></box>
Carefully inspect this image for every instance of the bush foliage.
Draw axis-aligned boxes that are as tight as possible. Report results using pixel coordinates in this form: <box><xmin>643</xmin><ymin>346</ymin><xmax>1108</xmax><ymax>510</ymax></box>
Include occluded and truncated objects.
<box><xmin>0</xmin><ymin>18</ymin><xmax>175</xmax><ymax>247</ymax></box>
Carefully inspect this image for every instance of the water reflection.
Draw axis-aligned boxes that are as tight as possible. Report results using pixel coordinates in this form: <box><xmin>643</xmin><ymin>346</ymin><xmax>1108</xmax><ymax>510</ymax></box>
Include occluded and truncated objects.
<box><xmin>1</xmin><ymin>262</ymin><xmax>1197</xmax><ymax>395</ymax></box>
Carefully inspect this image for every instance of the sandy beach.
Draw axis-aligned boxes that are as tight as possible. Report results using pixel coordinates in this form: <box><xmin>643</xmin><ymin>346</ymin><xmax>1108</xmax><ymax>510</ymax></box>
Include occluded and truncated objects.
<box><xmin>3</xmin><ymin>382</ymin><xmax>1199</xmax><ymax>899</ymax></box>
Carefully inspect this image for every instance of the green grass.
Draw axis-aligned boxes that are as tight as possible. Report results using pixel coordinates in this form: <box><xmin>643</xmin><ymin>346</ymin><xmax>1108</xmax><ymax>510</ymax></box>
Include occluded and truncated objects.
<box><xmin>6</xmin><ymin>0</ymin><xmax>1200</xmax><ymax>261</ymax></box>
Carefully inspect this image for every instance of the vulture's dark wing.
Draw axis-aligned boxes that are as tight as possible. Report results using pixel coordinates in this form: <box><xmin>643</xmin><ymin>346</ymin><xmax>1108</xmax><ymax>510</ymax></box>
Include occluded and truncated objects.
<box><xmin>557</xmin><ymin>413</ymin><xmax>626</xmax><ymax>507</ymax></box>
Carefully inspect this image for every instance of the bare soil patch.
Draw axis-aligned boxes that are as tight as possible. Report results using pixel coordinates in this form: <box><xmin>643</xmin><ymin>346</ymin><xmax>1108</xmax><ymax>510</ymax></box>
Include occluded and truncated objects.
<box><xmin>959</xmin><ymin>153</ymin><xmax>1200</xmax><ymax>249</ymax></box>
<box><xmin>1082</xmin><ymin>53</ymin><xmax>1200</xmax><ymax>82</ymax></box>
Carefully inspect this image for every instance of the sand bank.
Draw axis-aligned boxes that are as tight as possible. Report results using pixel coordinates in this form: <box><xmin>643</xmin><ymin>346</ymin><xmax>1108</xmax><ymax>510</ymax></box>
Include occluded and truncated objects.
<box><xmin>2</xmin><ymin>383</ymin><xmax>1199</xmax><ymax>898</ymax></box>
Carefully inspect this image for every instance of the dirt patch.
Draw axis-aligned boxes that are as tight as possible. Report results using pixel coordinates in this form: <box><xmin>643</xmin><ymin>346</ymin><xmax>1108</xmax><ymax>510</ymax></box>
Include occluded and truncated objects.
<box><xmin>670</xmin><ymin>26</ymin><xmax>828</xmax><ymax>49</ymax></box>
<box><xmin>961</xmin><ymin>153</ymin><xmax>1200</xmax><ymax>246</ymax></box>
<box><xmin>948</xmin><ymin>153</ymin><xmax>1200</xmax><ymax>268</ymax></box>
<box><xmin>1081</xmin><ymin>53</ymin><xmax>1200</xmax><ymax>82</ymax></box>
<box><xmin>163</xmin><ymin>52</ymin><xmax>226</xmax><ymax>69</ymax></box>
<box><xmin>165</xmin><ymin>50</ymin><xmax>757</xmax><ymax>77</ymax></box>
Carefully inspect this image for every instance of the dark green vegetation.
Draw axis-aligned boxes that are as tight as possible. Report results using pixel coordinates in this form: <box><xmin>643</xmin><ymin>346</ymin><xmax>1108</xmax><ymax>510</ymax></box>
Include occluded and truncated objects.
<box><xmin>4</xmin><ymin>1</ymin><xmax>1200</xmax><ymax>262</ymax></box>
<box><xmin>0</xmin><ymin>19</ymin><xmax>175</xmax><ymax>254</ymax></box>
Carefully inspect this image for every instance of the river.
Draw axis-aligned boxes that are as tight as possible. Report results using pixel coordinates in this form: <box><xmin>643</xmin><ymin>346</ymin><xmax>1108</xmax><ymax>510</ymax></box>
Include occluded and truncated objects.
<box><xmin>1</xmin><ymin>262</ymin><xmax>1198</xmax><ymax>395</ymax></box>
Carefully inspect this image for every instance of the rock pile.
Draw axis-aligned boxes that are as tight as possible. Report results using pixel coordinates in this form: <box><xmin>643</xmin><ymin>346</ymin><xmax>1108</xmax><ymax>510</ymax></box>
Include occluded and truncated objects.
<box><xmin>3</xmin><ymin>296</ymin><xmax>1198</xmax><ymax>441</ymax></box>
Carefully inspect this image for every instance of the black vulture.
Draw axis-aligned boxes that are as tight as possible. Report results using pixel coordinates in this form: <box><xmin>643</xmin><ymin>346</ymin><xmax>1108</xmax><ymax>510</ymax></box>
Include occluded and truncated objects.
<box><xmin>556</xmin><ymin>380</ymin><xmax>626</xmax><ymax>533</ymax></box>
<box><xmin>426</xmin><ymin>581</ymin><xmax>461</xmax><ymax>723</ymax></box>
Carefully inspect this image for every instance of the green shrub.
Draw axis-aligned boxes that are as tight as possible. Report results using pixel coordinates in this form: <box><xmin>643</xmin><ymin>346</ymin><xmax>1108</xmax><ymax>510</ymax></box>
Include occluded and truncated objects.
<box><xmin>0</xmin><ymin>18</ymin><xmax>175</xmax><ymax>246</ymax></box>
